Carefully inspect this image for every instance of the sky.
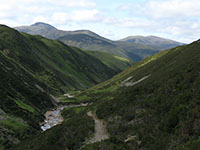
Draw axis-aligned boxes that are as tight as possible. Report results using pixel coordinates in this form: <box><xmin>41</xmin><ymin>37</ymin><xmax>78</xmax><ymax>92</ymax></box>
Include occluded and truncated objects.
<box><xmin>0</xmin><ymin>0</ymin><xmax>200</xmax><ymax>43</ymax></box>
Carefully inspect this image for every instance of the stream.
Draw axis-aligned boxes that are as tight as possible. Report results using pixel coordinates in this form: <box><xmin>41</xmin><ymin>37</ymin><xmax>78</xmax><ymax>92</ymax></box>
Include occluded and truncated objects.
<box><xmin>40</xmin><ymin>103</ymin><xmax>88</xmax><ymax>131</ymax></box>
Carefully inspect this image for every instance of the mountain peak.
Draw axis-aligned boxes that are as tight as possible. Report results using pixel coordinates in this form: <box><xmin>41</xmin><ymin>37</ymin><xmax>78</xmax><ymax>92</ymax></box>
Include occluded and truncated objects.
<box><xmin>31</xmin><ymin>22</ymin><xmax>56</xmax><ymax>30</ymax></box>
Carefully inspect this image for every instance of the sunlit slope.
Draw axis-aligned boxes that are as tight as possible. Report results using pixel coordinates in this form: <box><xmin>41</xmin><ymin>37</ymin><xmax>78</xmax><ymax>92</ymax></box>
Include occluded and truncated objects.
<box><xmin>85</xmin><ymin>50</ymin><xmax>134</xmax><ymax>72</ymax></box>
<box><xmin>0</xmin><ymin>25</ymin><xmax>119</xmax><ymax>95</ymax></box>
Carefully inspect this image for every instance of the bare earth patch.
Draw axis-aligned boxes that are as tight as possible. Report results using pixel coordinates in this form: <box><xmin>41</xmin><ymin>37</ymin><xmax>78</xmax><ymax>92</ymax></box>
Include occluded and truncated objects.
<box><xmin>86</xmin><ymin>111</ymin><xmax>109</xmax><ymax>144</ymax></box>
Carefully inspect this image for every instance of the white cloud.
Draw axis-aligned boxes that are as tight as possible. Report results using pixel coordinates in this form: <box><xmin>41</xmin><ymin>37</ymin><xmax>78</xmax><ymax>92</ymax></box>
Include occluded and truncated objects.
<box><xmin>54</xmin><ymin>0</ymin><xmax>96</xmax><ymax>8</ymax></box>
<box><xmin>71</xmin><ymin>9</ymin><xmax>101</xmax><ymax>22</ymax></box>
<box><xmin>0</xmin><ymin>0</ymin><xmax>98</xmax><ymax>26</ymax></box>
<box><xmin>100</xmin><ymin>30</ymin><xmax>116</xmax><ymax>40</ymax></box>
<box><xmin>32</xmin><ymin>16</ymin><xmax>50</xmax><ymax>24</ymax></box>
<box><xmin>51</xmin><ymin>13</ymin><xmax>69</xmax><ymax>24</ymax></box>
<box><xmin>119</xmin><ymin>0</ymin><xmax>200</xmax><ymax>19</ymax></box>
<box><xmin>31</xmin><ymin>9</ymin><xmax>102</xmax><ymax>26</ymax></box>
<box><xmin>146</xmin><ymin>0</ymin><xmax>200</xmax><ymax>18</ymax></box>
<box><xmin>0</xmin><ymin>0</ymin><xmax>199</xmax><ymax>43</ymax></box>
<box><xmin>118</xmin><ymin>18</ymin><xmax>155</xmax><ymax>28</ymax></box>
<box><xmin>0</xmin><ymin>0</ymin><xmax>96</xmax><ymax>9</ymax></box>
<box><xmin>116</xmin><ymin>0</ymin><xmax>200</xmax><ymax>43</ymax></box>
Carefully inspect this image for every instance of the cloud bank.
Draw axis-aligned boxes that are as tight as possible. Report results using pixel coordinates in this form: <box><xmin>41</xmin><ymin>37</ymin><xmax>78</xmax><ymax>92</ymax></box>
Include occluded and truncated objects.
<box><xmin>0</xmin><ymin>0</ymin><xmax>199</xmax><ymax>43</ymax></box>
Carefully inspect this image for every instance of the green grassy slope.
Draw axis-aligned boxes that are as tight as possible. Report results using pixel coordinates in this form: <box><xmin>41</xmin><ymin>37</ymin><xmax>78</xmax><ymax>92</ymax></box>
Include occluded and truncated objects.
<box><xmin>0</xmin><ymin>51</ymin><xmax>55</xmax><ymax>150</ymax></box>
<box><xmin>84</xmin><ymin>50</ymin><xmax>134</xmax><ymax>72</ymax></box>
<box><xmin>12</xmin><ymin>107</ymin><xmax>94</xmax><ymax>150</ymax></box>
<box><xmin>0</xmin><ymin>25</ymin><xmax>128</xmax><ymax>150</ymax></box>
<box><xmin>0</xmin><ymin>25</ymin><xmax>119</xmax><ymax>95</ymax></box>
<box><xmin>79</xmin><ymin>41</ymin><xmax>200</xmax><ymax>149</ymax></box>
<box><xmin>13</xmin><ymin>39</ymin><xmax>200</xmax><ymax>150</ymax></box>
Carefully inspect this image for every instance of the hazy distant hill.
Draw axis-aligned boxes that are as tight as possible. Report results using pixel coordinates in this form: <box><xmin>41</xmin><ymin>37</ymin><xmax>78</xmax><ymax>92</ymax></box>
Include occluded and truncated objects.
<box><xmin>16</xmin><ymin>22</ymin><xmax>109</xmax><ymax>41</ymax></box>
<box><xmin>16</xmin><ymin>22</ymin><xmax>184</xmax><ymax>62</ymax></box>
<box><xmin>119</xmin><ymin>35</ymin><xmax>183</xmax><ymax>50</ymax></box>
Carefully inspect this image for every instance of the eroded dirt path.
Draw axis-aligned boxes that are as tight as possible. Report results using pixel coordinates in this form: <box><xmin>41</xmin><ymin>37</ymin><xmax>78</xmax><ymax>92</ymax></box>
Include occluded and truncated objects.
<box><xmin>86</xmin><ymin>111</ymin><xmax>109</xmax><ymax>144</ymax></box>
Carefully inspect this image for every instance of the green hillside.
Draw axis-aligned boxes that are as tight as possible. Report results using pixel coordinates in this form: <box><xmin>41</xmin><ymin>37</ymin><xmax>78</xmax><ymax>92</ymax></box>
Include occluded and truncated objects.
<box><xmin>0</xmin><ymin>25</ymin><xmax>121</xmax><ymax>95</ymax></box>
<box><xmin>0</xmin><ymin>25</ymin><xmax>130</xmax><ymax>150</ymax></box>
<box><xmin>79</xmin><ymin>41</ymin><xmax>200</xmax><ymax>149</ymax></box>
<box><xmin>85</xmin><ymin>50</ymin><xmax>134</xmax><ymax>72</ymax></box>
<box><xmin>0</xmin><ymin>50</ymin><xmax>55</xmax><ymax>150</ymax></box>
<box><xmin>12</xmin><ymin>39</ymin><xmax>200</xmax><ymax>150</ymax></box>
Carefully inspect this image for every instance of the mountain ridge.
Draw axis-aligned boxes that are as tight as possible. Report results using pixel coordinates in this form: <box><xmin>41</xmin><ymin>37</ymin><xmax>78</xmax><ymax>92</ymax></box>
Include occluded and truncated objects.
<box><xmin>15</xmin><ymin>22</ymin><xmax>184</xmax><ymax>62</ymax></box>
<box><xmin>119</xmin><ymin>35</ymin><xmax>183</xmax><ymax>50</ymax></box>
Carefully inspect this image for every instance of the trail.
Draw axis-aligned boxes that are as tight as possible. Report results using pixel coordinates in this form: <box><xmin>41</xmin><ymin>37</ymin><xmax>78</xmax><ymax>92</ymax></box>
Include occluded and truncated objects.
<box><xmin>86</xmin><ymin>111</ymin><xmax>109</xmax><ymax>144</ymax></box>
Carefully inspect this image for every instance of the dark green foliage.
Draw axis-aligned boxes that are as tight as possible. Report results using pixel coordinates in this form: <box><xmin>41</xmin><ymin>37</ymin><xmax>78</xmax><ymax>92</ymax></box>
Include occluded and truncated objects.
<box><xmin>0</xmin><ymin>50</ymin><xmax>54</xmax><ymax>149</ymax></box>
<box><xmin>55</xmin><ymin>40</ymin><xmax>200</xmax><ymax>149</ymax></box>
<box><xmin>12</xmin><ymin>107</ymin><xmax>94</xmax><ymax>150</ymax></box>
<box><xmin>0</xmin><ymin>25</ymin><xmax>120</xmax><ymax>96</ymax></box>
<box><xmin>82</xmin><ymin>138</ymin><xmax>127</xmax><ymax>150</ymax></box>
<box><xmin>0</xmin><ymin>25</ymin><xmax>123</xmax><ymax>149</ymax></box>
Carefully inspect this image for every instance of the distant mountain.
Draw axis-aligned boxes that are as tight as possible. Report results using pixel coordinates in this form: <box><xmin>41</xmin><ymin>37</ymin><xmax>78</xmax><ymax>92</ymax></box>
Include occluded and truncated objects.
<box><xmin>119</xmin><ymin>35</ymin><xmax>183</xmax><ymax>50</ymax></box>
<box><xmin>15</xmin><ymin>22</ymin><xmax>184</xmax><ymax>62</ymax></box>
<box><xmin>16</xmin><ymin>22</ymin><xmax>109</xmax><ymax>41</ymax></box>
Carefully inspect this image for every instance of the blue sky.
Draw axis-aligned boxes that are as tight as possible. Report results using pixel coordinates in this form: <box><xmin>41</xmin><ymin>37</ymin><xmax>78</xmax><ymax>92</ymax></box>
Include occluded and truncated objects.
<box><xmin>0</xmin><ymin>0</ymin><xmax>200</xmax><ymax>43</ymax></box>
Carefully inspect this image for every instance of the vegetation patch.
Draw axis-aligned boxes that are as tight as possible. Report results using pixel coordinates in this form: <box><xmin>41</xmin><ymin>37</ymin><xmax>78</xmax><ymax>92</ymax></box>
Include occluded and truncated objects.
<box><xmin>0</xmin><ymin>117</ymin><xmax>28</xmax><ymax>133</ymax></box>
<box><xmin>14</xmin><ymin>100</ymin><xmax>35</xmax><ymax>113</ymax></box>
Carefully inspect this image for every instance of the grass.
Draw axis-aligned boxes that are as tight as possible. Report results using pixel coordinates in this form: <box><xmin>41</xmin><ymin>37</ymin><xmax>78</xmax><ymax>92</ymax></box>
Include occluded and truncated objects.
<box><xmin>74</xmin><ymin>107</ymin><xmax>87</xmax><ymax>114</ymax></box>
<box><xmin>14</xmin><ymin>100</ymin><xmax>35</xmax><ymax>113</ymax></box>
<box><xmin>113</xmin><ymin>55</ymin><xmax>130</xmax><ymax>62</ymax></box>
<box><xmin>85</xmin><ymin>50</ymin><xmax>133</xmax><ymax>72</ymax></box>
<box><xmin>12</xmin><ymin>106</ymin><xmax>94</xmax><ymax>150</ymax></box>
<box><xmin>0</xmin><ymin>25</ymin><xmax>121</xmax><ymax>96</ymax></box>
<box><xmin>1</xmin><ymin>24</ymin><xmax>195</xmax><ymax>150</ymax></box>
<box><xmin>44</xmin><ymin>40</ymin><xmax>200</xmax><ymax>149</ymax></box>
<box><xmin>0</xmin><ymin>24</ymin><xmax>123</xmax><ymax>149</ymax></box>
<box><xmin>0</xmin><ymin>118</ymin><xmax>28</xmax><ymax>133</ymax></box>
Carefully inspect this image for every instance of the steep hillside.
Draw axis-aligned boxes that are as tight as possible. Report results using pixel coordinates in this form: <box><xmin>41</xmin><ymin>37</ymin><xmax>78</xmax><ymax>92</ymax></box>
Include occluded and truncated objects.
<box><xmin>119</xmin><ymin>35</ymin><xmax>183</xmax><ymax>50</ymax></box>
<box><xmin>13</xmin><ymin>39</ymin><xmax>200</xmax><ymax>150</ymax></box>
<box><xmin>0</xmin><ymin>50</ymin><xmax>55</xmax><ymax>150</ymax></box>
<box><xmin>79</xmin><ymin>40</ymin><xmax>200</xmax><ymax>149</ymax></box>
<box><xmin>85</xmin><ymin>50</ymin><xmax>134</xmax><ymax>72</ymax></box>
<box><xmin>0</xmin><ymin>25</ymin><xmax>128</xmax><ymax>149</ymax></box>
<box><xmin>15</xmin><ymin>22</ymin><xmax>183</xmax><ymax>62</ymax></box>
<box><xmin>0</xmin><ymin>25</ymin><xmax>120</xmax><ymax>95</ymax></box>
